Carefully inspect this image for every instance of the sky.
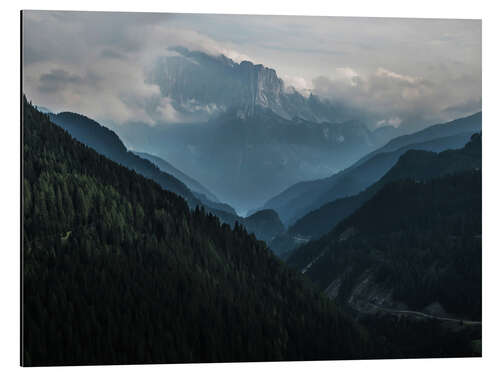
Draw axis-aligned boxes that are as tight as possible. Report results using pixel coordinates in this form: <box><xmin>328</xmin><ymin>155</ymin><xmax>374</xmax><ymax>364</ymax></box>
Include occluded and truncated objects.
<box><xmin>22</xmin><ymin>11</ymin><xmax>481</xmax><ymax>131</ymax></box>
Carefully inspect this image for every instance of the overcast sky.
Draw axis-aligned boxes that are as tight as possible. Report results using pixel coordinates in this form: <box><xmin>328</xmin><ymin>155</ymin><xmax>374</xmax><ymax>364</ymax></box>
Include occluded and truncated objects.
<box><xmin>22</xmin><ymin>11</ymin><xmax>481</xmax><ymax>131</ymax></box>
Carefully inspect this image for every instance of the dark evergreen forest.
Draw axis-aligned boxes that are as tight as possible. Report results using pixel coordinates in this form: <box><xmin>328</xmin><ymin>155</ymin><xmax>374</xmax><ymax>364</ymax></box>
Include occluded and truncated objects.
<box><xmin>288</xmin><ymin>171</ymin><xmax>482</xmax><ymax>320</ymax></box>
<box><xmin>22</xmin><ymin>98</ymin><xmax>482</xmax><ymax>365</ymax></box>
<box><xmin>22</xmin><ymin>98</ymin><xmax>372</xmax><ymax>366</ymax></box>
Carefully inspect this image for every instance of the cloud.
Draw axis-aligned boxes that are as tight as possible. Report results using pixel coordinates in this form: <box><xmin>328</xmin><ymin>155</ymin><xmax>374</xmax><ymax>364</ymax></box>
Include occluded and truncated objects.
<box><xmin>375</xmin><ymin>68</ymin><xmax>419</xmax><ymax>84</ymax></box>
<box><xmin>22</xmin><ymin>10</ymin><xmax>253</xmax><ymax>127</ymax></box>
<box><xmin>312</xmin><ymin>63</ymin><xmax>481</xmax><ymax>131</ymax></box>
<box><xmin>156</xmin><ymin>97</ymin><xmax>183</xmax><ymax>123</ymax></box>
<box><xmin>376</xmin><ymin>117</ymin><xmax>402</xmax><ymax>128</ymax></box>
<box><xmin>282</xmin><ymin>74</ymin><xmax>313</xmax><ymax>95</ymax></box>
<box><xmin>22</xmin><ymin>11</ymin><xmax>481</xmax><ymax>133</ymax></box>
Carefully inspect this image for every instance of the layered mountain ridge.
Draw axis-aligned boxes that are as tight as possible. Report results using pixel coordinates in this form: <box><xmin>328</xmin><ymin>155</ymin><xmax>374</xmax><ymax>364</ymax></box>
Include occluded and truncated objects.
<box><xmin>270</xmin><ymin>133</ymin><xmax>481</xmax><ymax>257</ymax></box>
<box><xmin>262</xmin><ymin>112</ymin><xmax>482</xmax><ymax>227</ymax></box>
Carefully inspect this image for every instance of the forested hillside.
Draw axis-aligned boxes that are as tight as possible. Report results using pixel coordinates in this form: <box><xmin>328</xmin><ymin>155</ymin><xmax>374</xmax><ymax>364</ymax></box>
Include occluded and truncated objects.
<box><xmin>263</xmin><ymin>112</ymin><xmax>481</xmax><ymax>226</ymax></box>
<box><xmin>48</xmin><ymin>110</ymin><xmax>289</xmax><ymax>243</ymax></box>
<box><xmin>47</xmin><ymin>111</ymin><xmax>197</xmax><ymax>205</ymax></box>
<box><xmin>22</xmin><ymin>99</ymin><xmax>372</xmax><ymax>366</ymax></box>
<box><xmin>287</xmin><ymin>171</ymin><xmax>482</xmax><ymax>321</ymax></box>
<box><xmin>283</xmin><ymin>134</ymin><xmax>481</xmax><ymax>244</ymax></box>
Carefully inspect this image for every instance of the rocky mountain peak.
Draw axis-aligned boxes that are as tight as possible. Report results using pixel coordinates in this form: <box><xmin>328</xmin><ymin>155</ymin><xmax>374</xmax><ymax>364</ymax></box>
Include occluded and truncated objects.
<box><xmin>150</xmin><ymin>47</ymin><xmax>338</xmax><ymax>122</ymax></box>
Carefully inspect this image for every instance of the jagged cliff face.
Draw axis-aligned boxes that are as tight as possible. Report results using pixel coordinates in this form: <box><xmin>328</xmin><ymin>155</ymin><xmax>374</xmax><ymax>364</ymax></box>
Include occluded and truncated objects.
<box><xmin>150</xmin><ymin>47</ymin><xmax>340</xmax><ymax>122</ymax></box>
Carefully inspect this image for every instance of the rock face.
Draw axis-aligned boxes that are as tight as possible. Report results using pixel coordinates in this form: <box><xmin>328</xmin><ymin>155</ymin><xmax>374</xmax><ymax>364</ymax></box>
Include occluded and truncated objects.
<box><xmin>150</xmin><ymin>46</ymin><xmax>346</xmax><ymax>123</ymax></box>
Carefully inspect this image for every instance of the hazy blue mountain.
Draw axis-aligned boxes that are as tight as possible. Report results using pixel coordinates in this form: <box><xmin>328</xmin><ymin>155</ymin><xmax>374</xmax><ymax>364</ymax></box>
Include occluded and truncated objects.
<box><xmin>130</xmin><ymin>107</ymin><xmax>385</xmax><ymax>214</ymax></box>
<box><xmin>271</xmin><ymin>134</ymin><xmax>481</xmax><ymax>257</ymax></box>
<box><xmin>263</xmin><ymin>113</ymin><xmax>482</xmax><ymax>225</ymax></box>
<box><xmin>354</xmin><ymin>112</ymin><xmax>482</xmax><ymax>167</ymax></box>
<box><xmin>134</xmin><ymin>151</ymin><xmax>221</xmax><ymax>203</ymax></box>
<box><xmin>49</xmin><ymin>112</ymin><xmax>199</xmax><ymax>206</ymax></box>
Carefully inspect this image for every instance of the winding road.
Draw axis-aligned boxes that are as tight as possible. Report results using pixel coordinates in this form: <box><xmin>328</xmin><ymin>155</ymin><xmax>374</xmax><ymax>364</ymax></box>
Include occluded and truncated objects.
<box><xmin>368</xmin><ymin>302</ymin><xmax>482</xmax><ymax>326</ymax></box>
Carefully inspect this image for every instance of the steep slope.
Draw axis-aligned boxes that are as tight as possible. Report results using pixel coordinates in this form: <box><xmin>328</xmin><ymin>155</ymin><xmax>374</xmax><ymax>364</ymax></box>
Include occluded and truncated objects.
<box><xmin>48</xmin><ymin>110</ymin><xmax>289</xmax><ymax>242</ymax></box>
<box><xmin>355</xmin><ymin>112</ymin><xmax>482</xmax><ymax>166</ymax></box>
<box><xmin>207</xmin><ymin>208</ymin><xmax>285</xmax><ymax>245</ymax></box>
<box><xmin>291</xmin><ymin>134</ymin><xmax>481</xmax><ymax>238</ymax></box>
<box><xmin>242</xmin><ymin>210</ymin><xmax>285</xmax><ymax>243</ymax></box>
<box><xmin>271</xmin><ymin>134</ymin><xmax>481</xmax><ymax>256</ymax></box>
<box><xmin>23</xmin><ymin>98</ymin><xmax>371</xmax><ymax>366</ymax></box>
<box><xmin>49</xmin><ymin>111</ymin><xmax>199</xmax><ymax>207</ymax></box>
<box><xmin>287</xmin><ymin>170</ymin><xmax>481</xmax><ymax>322</ymax></box>
<box><xmin>134</xmin><ymin>150</ymin><xmax>237</xmax><ymax>215</ymax></box>
<box><xmin>263</xmin><ymin>113</ymin><xmax>481</xmax><ymax>225</ymax></box>
<box><xmin>134</xmin><ymin>151</ymin><xmax>219</xmax><ymax>203</ymax></box>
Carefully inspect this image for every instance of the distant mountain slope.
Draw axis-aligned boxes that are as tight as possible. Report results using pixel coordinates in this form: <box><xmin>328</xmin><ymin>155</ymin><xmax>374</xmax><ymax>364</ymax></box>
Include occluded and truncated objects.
<box><xmin>140</xmin><ymin>106</ymin><xmax>384</xmax><ymax>213</ymax></box>
<box><xmin>23</xmin><ymin>98</ymin><xmax>372</xmax><ymax>365</ymax></box>
<box><xmin>242</xmin><ymin>209</ymin><xmax>285</xmax><ymax>243</ymax></box>
<box><xmin>263</xmin><ymin>113</ymin><xmax>481</xmax><ymax>225</ymax></box>
<box><xmin>208</xmin><ymin>208</ymin><xmax>285</xmax><ymax>245</ymax></box>
<box><xmin>49</xmin><ymin>111</ymin><xmax>241</xmax><ymax>216</ymax></box>
<box><xmin>355</xmin><ymin>112</ymin><xmax>482</xmax><ymax>167</ymax></box>
<box><xmin>134</xmin><ymin>151</ymin><xmax>219</xmax><ymax>202</ymax></box>
<box><xmin>287</xmin><ymin>170</ymin><xmax>481</xmax><ymax>322</ymax></box>
<box><xmin>49</xmin><ymin>112</ymin><xmax>198</xmax><ymax>206</ymax></box>
<box><xmin>271</xmin><ymin>134</ymin><xmax>481</xmax><ymax>256</ymax></box>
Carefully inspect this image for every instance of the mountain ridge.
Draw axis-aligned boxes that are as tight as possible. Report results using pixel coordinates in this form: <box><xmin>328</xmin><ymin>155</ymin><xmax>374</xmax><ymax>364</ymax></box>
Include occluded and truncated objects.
<box><xmin>262</xmin><ymin>112</ymin><xmax>482</xmax><ymax>226</ymax></box>
<box><xmin>271</xmin><ymin>133</ymin><xmax>482</xmax><ymax>257</ymax></box>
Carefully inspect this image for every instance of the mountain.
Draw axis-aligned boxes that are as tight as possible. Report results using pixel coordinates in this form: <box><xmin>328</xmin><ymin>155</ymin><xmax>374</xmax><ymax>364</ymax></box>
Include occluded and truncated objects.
<box><xmin>354</xmin><ymin>112</ymin><xmax>482</xmax><ymax>166</ymax></box>
<box><xmin>23</xmin><ymin>98</ymin><xmax>373</xmax><ymax>366</ymax></box>
<box><xmin>271</xmin><ymin>134</ymin><xmax>482</xmax><ymax>257</ymax></box>
<box><xmin>120</xmin><ymin>47</ymin><xmax>401</xmax><ymax>213</ymax></box>
<box><xmin>134</xmin><ymin>151</ymin><xmax>218</xmax><ymax>202</ymax></box>
<box><xmin>242</xmin><ymin>209</ymin><xmax>285</xmax><ymax>243</ymax></box>
<box><xmin>34</xmin><ymin>105</ymin><xmax>52</xmax><ymax>114</ymax></box>
<box><xmin>49</xmin><ymin>111</ymin><xmax>240</xmax><ymax>217</ymax></box>
<box><xmin>286</xmin><ymin>170</ymin><xmax>481</xmax><ymax>324</ymax></box>
<box><xmin>131</xmin><ymin>107</ymin><xmax>383</xmax><ymax>213</ymax></box>
<box><xmin>151</xmin><ymin>46</ymin><xmax>351</xmax><ymax>123</ymax></box>
<box><xmin>263</xmin><ymin>113</ymin><xmax>482</xmax><ymax>226</ymax></box>
<box><xmin>49</xmin><ymin>111</ymin><xmax>199</xmax><ymax>207</ymax></box>
<box><xmin>48</xmin><ymin>111</ymin><xmax>292</xmax><ymax>243</ymax></box>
